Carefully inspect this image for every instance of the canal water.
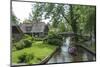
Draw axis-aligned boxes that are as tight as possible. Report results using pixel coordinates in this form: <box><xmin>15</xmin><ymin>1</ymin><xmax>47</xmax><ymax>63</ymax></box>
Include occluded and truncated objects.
<box><xmin>47</xmin><ymin>37</ymin><xmax>95</xmax><ymax>64</ymax></box>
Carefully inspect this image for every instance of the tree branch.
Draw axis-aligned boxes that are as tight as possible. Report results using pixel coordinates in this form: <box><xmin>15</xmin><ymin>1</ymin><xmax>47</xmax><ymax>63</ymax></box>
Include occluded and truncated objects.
<box><xmin>61</xmin><ymin>12</ymin><xmax>71</xmax><ymax>25</ymax></box>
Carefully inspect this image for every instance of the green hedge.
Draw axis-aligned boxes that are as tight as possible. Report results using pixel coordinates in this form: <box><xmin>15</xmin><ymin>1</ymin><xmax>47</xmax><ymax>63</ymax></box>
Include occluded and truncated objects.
<box><xmin>14</xmin><ymin>40</ymin><xmax>25</xmax><ymax>50</ymax></box>
<box><xmin>44</xmin><ymin>33</ymin><xmax>63</xmax><ymax>46</ymax></box>
<box><xmin>23</xmin><ymin>39</ymin><xmax>32</xmax><ymax>48</ymax></box>
<box><xmin>13</xmin><ymin>35</ymin><xmax>33</xmax><ymax>50</ymax></box>
<box><xmin>23</xmin><ymin>34</ymin><xmax>33</xmax><ymax>41</ymax></box>
<box><xmin>18</xmin><ymin>52</ymin><xmax>34</xmax><ymax>63</ymax></box>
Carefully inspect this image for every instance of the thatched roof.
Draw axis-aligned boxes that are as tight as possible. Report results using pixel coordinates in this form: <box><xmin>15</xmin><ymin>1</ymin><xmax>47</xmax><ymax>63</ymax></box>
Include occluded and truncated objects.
<box><xmin>20</xmin><ymin>22</ymin><xmax>47</xmax><ymax>33</ymax></box>
<box><xmin>31</xmin><ymin>22</ymin><xmax>46</xmax><ymax>33</ymax></box>
<box><xmin>12</xmin><ymin>23</ymin><xmax>23</xmax><ymax>34</ymax></box>
<box><xmin>20</xmin><ymin>23</ymin><xmax>32</xmax><ymax>33</ymax></box>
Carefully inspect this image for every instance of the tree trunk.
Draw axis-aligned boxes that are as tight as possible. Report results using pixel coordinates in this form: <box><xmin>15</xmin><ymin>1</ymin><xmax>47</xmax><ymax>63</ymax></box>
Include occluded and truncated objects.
<box><xmin>70</xmin><ymin>5</ymin><xmax>78</xmax><ymax>43</ymax></box>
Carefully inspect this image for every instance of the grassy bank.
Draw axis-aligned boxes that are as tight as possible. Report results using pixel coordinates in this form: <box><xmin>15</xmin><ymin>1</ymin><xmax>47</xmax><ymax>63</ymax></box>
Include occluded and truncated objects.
<box><xmin>12</xmin><ymin>41</ymin><xmax>57</xmax><ymax>64</ymax></box>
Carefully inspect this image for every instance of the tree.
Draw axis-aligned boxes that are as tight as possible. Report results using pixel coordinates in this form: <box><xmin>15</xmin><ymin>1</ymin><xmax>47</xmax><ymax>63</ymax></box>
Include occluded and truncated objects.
<box><xmin>29</xmin><ymin>3</ymin><xmax>45</xmax><ymax>22</ymax></box>
<box><xmin>84</xmin><ymin>6</ymin><xmax>96</xmax><ymax>35</ymax></box>
<box><xmin>30</xmin><ymin>3</ymin><xmax>70</xmax><ymax>30</ymax></box>
<box><xmin>30</xmin><ymin>3</ymin><xmax>96</xmax><ymax>42</ymax></box>
<box><xmin>68</xmin><ymin>5</ymin><xmax>96</xmax><ymax>41</ymax></box>
<box><xmin>11</xmin><ymin>11</ymin><xmax>19</xmax><ymax>24</ymax></box>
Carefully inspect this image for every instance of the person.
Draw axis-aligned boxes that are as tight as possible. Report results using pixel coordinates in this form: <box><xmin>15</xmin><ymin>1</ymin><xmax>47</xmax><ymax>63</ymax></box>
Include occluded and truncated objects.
<box><xmin>68</xmin><ymin>46</ymin><xmax>77</xmax><ymax>56</ymax></box>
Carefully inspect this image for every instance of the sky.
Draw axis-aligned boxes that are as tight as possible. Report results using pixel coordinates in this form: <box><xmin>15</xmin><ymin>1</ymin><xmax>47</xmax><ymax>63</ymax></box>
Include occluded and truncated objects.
<box><xmin>12</xmin><ymin>1</ymin><xmax>50</xmax><ymax>24</ymax></box>
<box><xmin>12</xmin><ymin>1</ymin><xmax>33</xmax><ymax>22</ymax></box>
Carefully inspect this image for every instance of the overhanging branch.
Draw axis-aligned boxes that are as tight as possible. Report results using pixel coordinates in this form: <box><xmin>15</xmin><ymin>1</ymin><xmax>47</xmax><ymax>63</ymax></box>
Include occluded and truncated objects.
<box><xmin>61</xmin><ymin>12</ymin><xmax>71</xmax><ymax>25</ymax></box>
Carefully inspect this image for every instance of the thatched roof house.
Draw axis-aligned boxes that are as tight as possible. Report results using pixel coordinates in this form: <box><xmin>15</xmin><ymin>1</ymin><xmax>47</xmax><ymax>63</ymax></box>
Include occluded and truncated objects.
<box><xmin>12</xmin><ymin>23</ymin><xmax>23</xmax><ymax>40</ymax></box>
<box><xmin>20</xmin><ymin>23</ymin><xmax>32</xmax><ymax>34</ymax></box>
<box><xmin>20</xmin><ymin>22</ymin><xmax>49</xmax><ymax>37</ymax></box>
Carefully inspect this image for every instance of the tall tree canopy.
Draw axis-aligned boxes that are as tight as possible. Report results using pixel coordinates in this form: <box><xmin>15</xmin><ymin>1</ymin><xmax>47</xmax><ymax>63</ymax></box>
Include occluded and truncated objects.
<box><xmin>29</xmin><ymin>3</ymin><xmax>96</xmax><ymax>38</ymax></box>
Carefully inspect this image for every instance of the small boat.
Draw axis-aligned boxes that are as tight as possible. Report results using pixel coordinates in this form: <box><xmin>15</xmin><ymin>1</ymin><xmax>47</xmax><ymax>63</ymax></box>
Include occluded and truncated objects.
<box><xmin>68</xmin><ymin>46</ymin><xmax>77</xmax><ymax>56</ymax></box>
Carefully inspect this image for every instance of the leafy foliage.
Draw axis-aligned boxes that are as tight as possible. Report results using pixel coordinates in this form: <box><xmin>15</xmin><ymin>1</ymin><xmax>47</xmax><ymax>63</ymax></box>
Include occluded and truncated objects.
<box><xmin>18</xmin><ymin>52</ymin><xmax>34</xmax><ymax>63</ymax></box>
<box><xmin>13</xmin><ymin>35</ymin><xmax>33</xmax><ymax>50</ymax></box>
<box><xmin>44</xmin><ymin>33</ymin><xmax>63</xmax><ymax>46</ymax></box>
<box><xmin>14</xmin><ymin>40</ymin><xmax>25</xmax><ymax>50</ymax></box>
<box><xmin>12</xmin><ymin>41</ymin><xmax>57</xmax><ymax>64</ymax></box>
<box><xmin>23</xmin><ymin>39</ymin><xmax>32</xmax><ymax>48</ymax></box>
<box><xmin>30</xmin><ymin>3</ymin><xmax>96</xmax><ymax>39</ymax></box>
<box><xmin>11</xmin><ymin>11</ymin><xmax>19</xmax><ymax>24</ymax></box>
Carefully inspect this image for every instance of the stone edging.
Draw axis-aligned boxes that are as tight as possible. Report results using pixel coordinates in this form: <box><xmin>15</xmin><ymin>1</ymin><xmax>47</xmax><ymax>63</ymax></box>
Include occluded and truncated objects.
<box><xmin>39</xmin><ymin>46</ymin><xmax>60</xmax><ymax>64</ymax></box>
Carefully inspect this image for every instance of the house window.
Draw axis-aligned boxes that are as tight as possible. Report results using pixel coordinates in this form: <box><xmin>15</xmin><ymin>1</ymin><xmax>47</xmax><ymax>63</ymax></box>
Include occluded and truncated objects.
<box><xmin>26</xmin><ymin>27</ymin><xmax>31</xmax><ymax>32</ymax></box>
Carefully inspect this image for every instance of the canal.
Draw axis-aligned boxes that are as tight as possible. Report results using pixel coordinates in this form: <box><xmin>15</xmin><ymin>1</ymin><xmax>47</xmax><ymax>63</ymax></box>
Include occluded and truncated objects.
<box><xmin>47</xmin><ymin>37</ymin><xmax>96</xmax><ymax>64</ymax></box>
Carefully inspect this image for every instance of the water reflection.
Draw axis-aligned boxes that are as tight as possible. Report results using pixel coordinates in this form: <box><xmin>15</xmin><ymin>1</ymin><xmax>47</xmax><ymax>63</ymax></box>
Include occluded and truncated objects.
<box><xmin>47</xmin><ymin>37</ymin><xmax>95</xmax><ymax>64</ymax></box>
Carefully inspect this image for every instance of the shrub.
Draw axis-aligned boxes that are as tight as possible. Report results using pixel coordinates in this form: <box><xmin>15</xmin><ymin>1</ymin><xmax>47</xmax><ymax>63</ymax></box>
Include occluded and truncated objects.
<box><xmin>18</xmin><ymin>52</ymin><xmax>27</xmax><ymax>63</ymax></box>
<box><xmin>33</xmin><ymin>37</ymin><xmax>43</xmax><ymax>41</ymax></box>
<box><xmin>14</xmin><ymin>40</ymin><xmax>25</xmax><ymax>50</ymax></box>
<box><xmin>23</xmin><ymin>39</ymin><xmax>32</xmax><ymax>48</ymax></box>
<box><xmin>18</xmin><ymin>52</ymin><xmax>34</xmax><ymax>63</ymax></box>
<box><xmin>23</xmin><ymin>34</ymin><xmax>33</xmax><ymax>41</ymax></box>
<box><xmin>44</xmin><ymin>33</ymin><xmax>63</xmax><ymax>46</ymax></box>
<box><xmin>25</xmin><ymin>53</ymin><xmax>34</xmax><ymax>63</ymax></box>
<box><xmin>12</xmin><ymin>46</ymin><xmax>16</xmax><ymax>51</ymax></box>
<box><xmin>47</xmin><ymin>39</ymin><xmax>62</xmax><ymax>46</ymax></box>
<box><xmin>14</xmin><ymin>39</ymin><xmax>32</xmax><ymax>50</ymax></box>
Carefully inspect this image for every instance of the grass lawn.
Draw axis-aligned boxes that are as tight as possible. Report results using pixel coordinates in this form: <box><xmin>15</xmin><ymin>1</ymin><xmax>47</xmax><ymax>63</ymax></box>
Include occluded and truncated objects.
<box><xmin>12</xmin><ymin>41</ymin><xmax>57</xmax><ymax>64</ymax></box>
